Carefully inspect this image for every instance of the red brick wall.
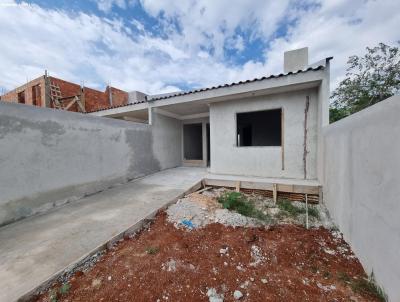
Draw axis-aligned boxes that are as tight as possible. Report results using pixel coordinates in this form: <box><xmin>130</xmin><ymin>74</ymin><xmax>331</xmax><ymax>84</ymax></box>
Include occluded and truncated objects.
<box><xmin>49</xmin><ymin>77</ymin><xmax>81</xmax><ymax>112</ymax></box>
<box><xmin>1</xmin><ymin>75</ymin><xmax>129</xmax><ymax>113</ymax></box>
<box><xmin>84</xmin><ymin>87</ymin><xmax>109</xmax><ymax>112</ymax></box>
<box><xmin>0</xmin><ymin>76</ymin><xmax>45</xmax><ymax>107</ymax></box>
<box><xmin>107</xmin><ymin>86</ymin><xmax>129</xmax><ymax>107</ymax></box>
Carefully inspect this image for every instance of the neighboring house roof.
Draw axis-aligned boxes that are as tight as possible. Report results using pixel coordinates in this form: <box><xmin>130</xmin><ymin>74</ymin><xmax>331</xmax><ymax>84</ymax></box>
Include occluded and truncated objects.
<box><xmin>87</xmin><ymin>63</ymin><xmax>329</xmax><ymax>114</ymax></box>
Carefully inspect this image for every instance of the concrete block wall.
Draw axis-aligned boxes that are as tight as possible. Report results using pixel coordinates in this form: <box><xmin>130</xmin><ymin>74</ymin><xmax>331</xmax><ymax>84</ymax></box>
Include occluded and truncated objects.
<box><xmin>0</xmin><ymin>102</ymin><xmax>180</xmax><ymax>226</ymax></box>
<box><xmin>323</xmin><ymin>95</ymin><xmax>400</xmax><ymax>301</ymax></box>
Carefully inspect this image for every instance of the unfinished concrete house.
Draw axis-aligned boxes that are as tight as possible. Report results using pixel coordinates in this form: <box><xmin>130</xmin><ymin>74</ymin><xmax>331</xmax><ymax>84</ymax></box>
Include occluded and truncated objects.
<box><xmin>90</xmin><ymin>47</ymin><xmax>331</xmax><ymax>201</ymax></box>
<box><xmin>1</xmin><ymin>47</ymin><xmax>399</xmax><ymax>301</ymax></box>
<box><xmin>0</xmin><ymin>73</ymin><xmax>129</xmax><ymax>113</ymax></box>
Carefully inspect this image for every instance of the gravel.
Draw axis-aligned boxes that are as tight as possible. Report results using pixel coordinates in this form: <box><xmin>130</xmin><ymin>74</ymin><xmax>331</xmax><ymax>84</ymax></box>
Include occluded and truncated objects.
<box><xmin>166</xmin><ymin>198</ymin><xmax>262</xmax><ymax>229</ymax></box>
<box><xmin>166</xmin><ymin>187</ymin><xmax>334</xmax><ymax>230</ymax></box>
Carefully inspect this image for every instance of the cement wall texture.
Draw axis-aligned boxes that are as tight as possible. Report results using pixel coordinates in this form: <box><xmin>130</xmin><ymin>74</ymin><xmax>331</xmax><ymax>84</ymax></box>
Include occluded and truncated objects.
<box><xmin>323</xmin><ymin>95</ymin><xmax>400</xmax><ymax>301</ymax></box>
<box><xmin>210</xmin><ymin>89</ymin><xmax>318</xmax><ymax>179</ymax></box>
<box><xmin>0</xmin><ymin>102</ymin><xmax>179</xmax><ymax>226</ymax></box>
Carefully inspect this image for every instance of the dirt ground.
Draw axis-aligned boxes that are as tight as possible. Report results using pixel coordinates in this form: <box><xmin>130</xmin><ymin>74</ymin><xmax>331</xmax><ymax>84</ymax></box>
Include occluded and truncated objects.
<box><xmin>33</xmin><ymin>210</ymin><xmax>381</xmax><ymax>302</ymax></box>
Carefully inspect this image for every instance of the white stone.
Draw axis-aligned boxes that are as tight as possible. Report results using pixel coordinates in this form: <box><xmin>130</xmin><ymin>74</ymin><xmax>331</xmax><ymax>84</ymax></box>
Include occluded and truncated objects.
<box><xmin>233</xmin><ymin>290</ymin><xmax>243</xmax><ymax>300</ymax></box>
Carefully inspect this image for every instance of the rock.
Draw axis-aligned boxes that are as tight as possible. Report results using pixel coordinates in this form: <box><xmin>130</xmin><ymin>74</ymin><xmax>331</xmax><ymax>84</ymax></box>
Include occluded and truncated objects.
<box><xmin>240</xmin><ymin>281</ymin><xmax>250</xmax><ymax>289</ymax></box>
<box><xmin>219</xmin><ymin>247</ymin><xmax>229</xmax><ymax>255</ymax></box>
<box><xmin>91</xmin><ymin>278</ymin><xmax>102</xmax><ymax>287</ymax></box>
<box><xmin>107</xmin><ymin>276</ymin><xmax>112</xmax><ymax>281</ymax></box>
<box><xmin>261</xmin><ymin>278</ymin><xmax>268</xmax><ymax>284</ymax></box>
<box><xmin>207</xmin><ymin>288</ymin><xmax>224</xmax><ymax>302</ymax></box>
<box><xmin>233</xmin><ymin>290</ymin><xmax>243</xmax><ymax>300</ymax></box>
<box><xmin>161</xmin><ymin>259</ymin><xmax>177</xmax><ymax>272</ymax></box>
<box><xmin>249</xmin><ymin>245</ymin><xmax>264</xmax><ymax>267</ymax></box>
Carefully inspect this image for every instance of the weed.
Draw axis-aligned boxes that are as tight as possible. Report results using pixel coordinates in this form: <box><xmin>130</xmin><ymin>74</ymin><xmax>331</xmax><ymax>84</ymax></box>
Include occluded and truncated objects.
<box><xmin>277</xmin><ymin>199</ymin><xmax>305</xmax><ymax>217</ymax></box>
<box><xmin>49</xmin><ymin>289</ymin><xmax>58</xmax><ymax>302</ymax></box>
<box><xmin>145</xmin><ymin>246</ymin><xmax>159</xmax><ymax>255</ymax></box>
<box><xmin>307</xmin><ymin>207</ymin><xmax>320</xmax><ymax>218</ymax></box>
<box><xmin>59</xmin><ymin>283</ymin><xmax>70</xmax><ymax>295</ymax></box>
<box><xmin>337</xmin><ymin>271</ymin><xmax>351</xmax><ymax>283</ymax></box>
<box><xmin>277</xmin><ymin>199</ymin><xmax>319</xmax><ymax>218</ymax></box>
<box><xmin>217</xmin><ymin>191</ymin><xmax>271</xmax><ymax>222</ymax></box>
<box><xmin>323</xmin><ymin>271</ymin><xmax>332</xmax><ymax>279</ymax></box>
<box><xmin>310</xmin><ymin>266</ymin><xmax>319</xmax><ymax>274</ymax></box>
<box><xmin>337</xmin><ymin>272</ymin><xmax>387</xmax><ymax>301</ymax></box>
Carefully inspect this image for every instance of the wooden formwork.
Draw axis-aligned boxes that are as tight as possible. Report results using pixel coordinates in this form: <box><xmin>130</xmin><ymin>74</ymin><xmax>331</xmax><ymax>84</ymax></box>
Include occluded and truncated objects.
<box><xmin>203</xmin><ymin>178</ymin><xmax>321</xmax><ymax>204</ymax></box>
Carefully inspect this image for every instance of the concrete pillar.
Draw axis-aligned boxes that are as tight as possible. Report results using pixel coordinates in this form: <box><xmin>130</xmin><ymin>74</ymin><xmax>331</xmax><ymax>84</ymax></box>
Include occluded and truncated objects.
<box><xmin>202</xmin><ymin>121</ymin><xmax>207</xmax><ymax>167</ymax></box>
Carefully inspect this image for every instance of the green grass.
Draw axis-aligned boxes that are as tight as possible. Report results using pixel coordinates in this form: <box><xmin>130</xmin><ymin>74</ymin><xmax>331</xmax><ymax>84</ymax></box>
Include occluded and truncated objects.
<box><xmin>59</xmin><ymin>283</ymin><xmax>70</xmax><ymax>295</ymax></box>
<box><xmin>277</xmin><ymin>199</ymin><xmax>319</xmax><ymax>218</ymax></box>
<box><xmin>337</xmin><ymin>272</ymin><xmax>387</xmax><ymax>302</ymax></box>
<box><xmin>217</xmin><ymin>191</ymin><xmax>271</xmax><ymax>222</ymax></box>
<box><xmin>307</xmin><ymin>207</ymin><xmax>320</xmax><ymax>219</ymax></box>
<box><xmin>48</xmin><ymin>283</ymin><xmax>70</xmax><ymax>302</ymax></box>
<box><xmin>145</xmin><ymin>246</ymin><xmax>160</xmax><ymax>255</ymax></box>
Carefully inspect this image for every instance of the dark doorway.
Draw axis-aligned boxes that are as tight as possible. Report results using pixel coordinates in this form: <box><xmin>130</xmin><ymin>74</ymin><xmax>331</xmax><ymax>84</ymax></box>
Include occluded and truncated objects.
<box><xmin>237</xmin><ymin>109</ymin><xmax>282</xmax><ymax>147</ymax></box>
<box><xmin>32</xmin><ymin>84</ymin><xmax>41</xmax><ymax>106</ymax></box>
<box><xmin>17</xmin><ymin>91</ymin><xmax>25</xmax><ymax>104</ymax></box>
<box><xmin>183</xmin><ymin>123</ymin><xmax>203</xmax><ymax>160</ymax></box>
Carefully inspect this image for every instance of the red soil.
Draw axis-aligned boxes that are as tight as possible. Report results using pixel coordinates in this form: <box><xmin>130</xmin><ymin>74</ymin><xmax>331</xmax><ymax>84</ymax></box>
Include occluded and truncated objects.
<box><xmin>33</xmin><ymin>212</ymin><xmax>380</xmax><ymax>302</ymax></box>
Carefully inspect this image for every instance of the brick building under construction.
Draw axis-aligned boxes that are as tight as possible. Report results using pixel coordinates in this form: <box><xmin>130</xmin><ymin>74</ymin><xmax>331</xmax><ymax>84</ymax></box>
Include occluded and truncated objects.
<box><xmin>0</xmin><ymin>72</ymin><xmax>129</xmax><ymax>113</ymax></box>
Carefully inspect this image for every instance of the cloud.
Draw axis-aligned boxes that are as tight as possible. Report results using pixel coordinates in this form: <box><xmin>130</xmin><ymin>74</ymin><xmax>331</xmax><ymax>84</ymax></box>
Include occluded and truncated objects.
<box><xmin>95</xmin><ymin>0</ymin><xmax>127</xmax><ymax>12</ymax></box>
<box><xmin>0</xmin><ymin>0</ymin><xmax>399</xmax><ymax>98</ymax></box>
<box><xmin>261</xmin><ymin>0</ymin><xmax>400</xmax><ymax>88</ymax></box>
<box><xmin>139</xmin><ymin>0</ymin><xmax>290</xmax><ymax>59</ymax></box>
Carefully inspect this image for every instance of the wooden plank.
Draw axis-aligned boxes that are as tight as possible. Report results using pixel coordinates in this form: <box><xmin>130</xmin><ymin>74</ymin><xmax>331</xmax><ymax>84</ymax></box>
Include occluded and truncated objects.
<box><xmin>272</xmin><ymin>183</ymin><xmax>277</xmax><ymax>203</ymax></box>
<box><xmin>205</xmin><ymin>178</ymin><xmax>320</xmax><ymax>195</ymax></box>
<box><xmin>235</xmin><ymin>181</ymin><xmax>241</xmax><ymax>192</ymax></box>
<box><xmin>64</xmin><ymin>99</ymin><xmax>76</xmax><ymax>111</ymax></box>
<box><xmin>240</xmin><ymin>181</ymin><xmax>274</xmax><ymax>191</ymax></box>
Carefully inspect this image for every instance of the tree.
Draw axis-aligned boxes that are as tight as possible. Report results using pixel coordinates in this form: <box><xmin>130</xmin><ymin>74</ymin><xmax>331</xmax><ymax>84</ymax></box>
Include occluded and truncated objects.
<box><xmin>330</xmin><ymin>42</ymin><xmax>400</xmax><ymax>123</ymax></box>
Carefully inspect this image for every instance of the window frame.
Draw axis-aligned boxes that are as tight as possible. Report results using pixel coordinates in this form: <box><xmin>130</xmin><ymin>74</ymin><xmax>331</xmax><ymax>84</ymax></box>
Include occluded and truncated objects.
<box><xmin>235</xmin><ymin>107</ymin><xmax>283</xmax><ymax>148</ymax></box>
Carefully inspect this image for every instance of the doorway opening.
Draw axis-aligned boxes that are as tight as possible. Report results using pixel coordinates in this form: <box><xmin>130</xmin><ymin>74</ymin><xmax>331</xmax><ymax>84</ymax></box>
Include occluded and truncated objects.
<box><xmin>183</xmin><ymin>123</ymin><xmax>203</xmax><ymax>162</ymax></box>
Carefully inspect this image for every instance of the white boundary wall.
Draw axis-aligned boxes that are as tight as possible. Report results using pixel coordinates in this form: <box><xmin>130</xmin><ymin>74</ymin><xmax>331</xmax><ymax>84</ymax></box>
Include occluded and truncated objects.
<box><xmin>323</xmin><ymin>95</ymin><xmax>400</xmax><ymax>301</ymax></box>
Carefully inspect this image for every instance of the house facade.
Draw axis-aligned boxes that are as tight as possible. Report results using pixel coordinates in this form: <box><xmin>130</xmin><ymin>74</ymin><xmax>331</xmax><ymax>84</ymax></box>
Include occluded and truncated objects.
<box><xmin>90</xmin><ymin>47</ymin><xmax>331</xmax><ymax>182</ymax></box>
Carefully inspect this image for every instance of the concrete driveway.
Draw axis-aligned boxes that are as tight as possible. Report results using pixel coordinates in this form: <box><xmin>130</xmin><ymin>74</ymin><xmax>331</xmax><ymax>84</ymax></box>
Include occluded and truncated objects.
<box><xmin>0</xmin><ymin>167</ymin><xmax>205</xmax><ymax>302</ymax></box>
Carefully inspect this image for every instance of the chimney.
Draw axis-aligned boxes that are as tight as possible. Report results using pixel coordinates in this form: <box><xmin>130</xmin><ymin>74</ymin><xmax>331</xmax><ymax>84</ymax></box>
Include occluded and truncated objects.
<box><xmin>284</xmin><ymin>47</ymin><xmax>309</xmax><ymax>73</ymax></box>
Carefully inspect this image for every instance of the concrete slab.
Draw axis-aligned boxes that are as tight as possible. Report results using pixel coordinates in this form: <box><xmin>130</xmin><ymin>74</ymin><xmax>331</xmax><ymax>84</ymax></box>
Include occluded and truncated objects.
<box><xmin>205</xmin><ymin>172</ymin><xmax>321</xmax><ymax>197</ymax></box>
<box><xmin>0</xmin><ymin>167</ymin><xmax>206</xmax><ymax>302</ymax></box>
<box><xmin>206</xmin><ymin>172</ymin><xmax>320</xmax><ymax>186</ymax></box>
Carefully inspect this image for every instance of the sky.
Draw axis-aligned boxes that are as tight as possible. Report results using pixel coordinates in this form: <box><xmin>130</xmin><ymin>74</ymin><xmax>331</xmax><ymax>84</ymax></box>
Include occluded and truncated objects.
<box><xmin>0</xmin><ymin>0</ymin><xmax>399</xmax><ymax>96</ymax></box>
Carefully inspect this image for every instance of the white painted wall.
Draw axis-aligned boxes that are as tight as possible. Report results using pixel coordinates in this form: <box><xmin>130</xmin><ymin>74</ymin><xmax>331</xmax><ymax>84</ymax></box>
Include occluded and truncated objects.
<box><xmin>323</xmin><ymin>95</ymin><xmax>400</xmax><ymax>301</ymax></box>
<box><xmin>210</xmin><ymin>89</ymin><xmax>318</xmax><ymax>179</ymax></box>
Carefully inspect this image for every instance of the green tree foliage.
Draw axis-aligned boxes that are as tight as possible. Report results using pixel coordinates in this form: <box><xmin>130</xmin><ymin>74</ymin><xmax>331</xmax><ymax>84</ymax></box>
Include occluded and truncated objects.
<box><xmin>330</xmin><ymin>42</ymin><xmax>400</xmax><ymax>123</ymax></box>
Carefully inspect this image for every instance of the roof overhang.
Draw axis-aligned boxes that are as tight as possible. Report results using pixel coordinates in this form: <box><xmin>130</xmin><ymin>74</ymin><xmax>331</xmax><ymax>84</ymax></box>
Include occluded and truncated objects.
<box><xmin>90</xmin><ymin>66</ymin><xmax>326</xmax><ymax>117</ymax></box>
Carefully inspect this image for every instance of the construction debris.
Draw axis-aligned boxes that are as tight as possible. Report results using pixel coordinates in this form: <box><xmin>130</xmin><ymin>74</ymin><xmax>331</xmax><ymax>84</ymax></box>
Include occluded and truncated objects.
<box><xmin>166</xmin><ymin>187</ymin><xmax>334</xmax><ymax>229</ymax></box>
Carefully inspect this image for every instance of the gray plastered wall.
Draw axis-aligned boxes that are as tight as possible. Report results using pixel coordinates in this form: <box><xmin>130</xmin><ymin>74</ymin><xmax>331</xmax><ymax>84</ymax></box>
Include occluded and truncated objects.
<box><xmin>323</xmin><ymin>95</ymin><xmax>400</xmax><ymax>301</ymax></box>
<box><xmin>209</xmin><ymin>89</ymin><xmax>318</xmax><ymax>179</ymax></box>
<box><xmin>0</xmin><ymin>102</ymin><xmax>180</xmax><ymax>226</ymax></box>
